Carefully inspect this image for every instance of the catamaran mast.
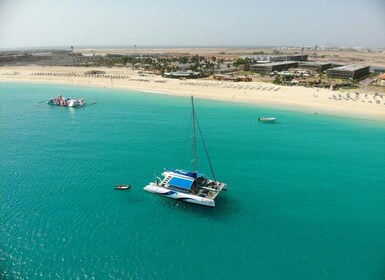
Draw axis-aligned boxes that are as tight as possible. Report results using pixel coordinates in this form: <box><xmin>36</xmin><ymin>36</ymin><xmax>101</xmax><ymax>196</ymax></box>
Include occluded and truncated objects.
<box><xmin>191</xmin><ymin>96</ymin><xmax>197</xmax><ymax>173</ymax></box>
<box><xmin>191</xmin><ymin>96</ymin><xmax>217</xmax><ymax>182</ymax></box>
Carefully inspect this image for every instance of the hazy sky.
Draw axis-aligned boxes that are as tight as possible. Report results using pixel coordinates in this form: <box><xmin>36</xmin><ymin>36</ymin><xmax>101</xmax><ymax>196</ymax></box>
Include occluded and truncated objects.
<box><xmin>1</xmin><ymin>0</ymin><xmax>384</xmax><ymax>49</ymax></box>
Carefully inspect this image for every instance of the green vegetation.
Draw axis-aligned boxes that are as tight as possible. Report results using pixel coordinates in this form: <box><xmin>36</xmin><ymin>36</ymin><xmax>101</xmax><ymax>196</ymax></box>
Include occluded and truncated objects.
<box><xmin>233</xmin><ymin>57</ymin><xmax>253</xmax><ymax>67</ymax></box>
<box><xmin>233</xmin><ymin>58</ymin><xmax>246</xmax><ymax>66</ymax></box>
<box><xmin>178</xmin><ymin>56</ymin><xmax>189</xmax><ymax>64</ymax></box>
<box><xmin>368</xmin><ymin>72</ymin><xmax>379</xmax><ymax>78</ymax></box>
<box><xmin>273</xmin><ymin>76</ymin><xmax>281</xmax><ymax>84</ymax></box>
<box><xmin>74</xmin><ymin>54</ymin><xmax>219</xmax><ymax>75</ymax></box>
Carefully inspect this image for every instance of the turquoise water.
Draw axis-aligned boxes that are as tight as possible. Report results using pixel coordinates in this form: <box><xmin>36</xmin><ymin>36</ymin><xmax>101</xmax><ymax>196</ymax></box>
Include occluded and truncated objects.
<box><xmin>1</xmin><ymin>83</ymin><xmax>385</xmax><ymax>279</ymax></box>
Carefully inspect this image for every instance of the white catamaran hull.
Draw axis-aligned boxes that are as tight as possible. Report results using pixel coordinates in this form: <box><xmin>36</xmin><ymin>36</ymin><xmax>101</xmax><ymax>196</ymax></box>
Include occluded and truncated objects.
<box><xmin>258</xmin><ymin>117</ymin><xmax>276</xmax><ymax>122</ymax></box>
<box><xmin>144</xmin><ymin>183</ymin><xmax>215</xmax><ymax>207</ymax></box>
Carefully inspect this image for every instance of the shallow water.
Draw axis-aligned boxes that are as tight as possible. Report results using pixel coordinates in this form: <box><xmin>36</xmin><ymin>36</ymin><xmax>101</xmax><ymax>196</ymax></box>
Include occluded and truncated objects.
<box><xmin>1</xmin><ymin>83</ymin><xmax>385</xmax><ymax>279</ymax></box>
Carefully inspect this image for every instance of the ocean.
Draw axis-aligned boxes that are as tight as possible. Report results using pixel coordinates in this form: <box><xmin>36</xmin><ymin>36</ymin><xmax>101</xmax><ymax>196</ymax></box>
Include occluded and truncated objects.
<box><xmin>1</xmin><ymin>83</ymin><xmax>385</xmax><ymax>279</ymax></box>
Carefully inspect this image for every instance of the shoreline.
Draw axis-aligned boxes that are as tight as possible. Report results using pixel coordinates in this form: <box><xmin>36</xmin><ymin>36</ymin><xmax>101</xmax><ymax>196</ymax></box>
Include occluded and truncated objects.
<box><xmin>1</xmin><ymin>66</ymin><xmax>385</xmax><ymax>121</ymax></box>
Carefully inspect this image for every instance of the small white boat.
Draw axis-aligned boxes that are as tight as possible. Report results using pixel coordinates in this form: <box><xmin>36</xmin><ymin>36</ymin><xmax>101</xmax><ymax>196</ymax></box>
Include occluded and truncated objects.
<box><xmin>115</xmin><ymin>185</ymin><xmax>131</xmax><ymax>190</ymax></box>
<box><xmin>68</xmin><ymin>98</ymin><xmax>85</xmax><ymax>107</ymax></box>
<box><xmin>258</xmin><ymin>117</ymin><xmax>276</xmax><ymax>122</ymax></box>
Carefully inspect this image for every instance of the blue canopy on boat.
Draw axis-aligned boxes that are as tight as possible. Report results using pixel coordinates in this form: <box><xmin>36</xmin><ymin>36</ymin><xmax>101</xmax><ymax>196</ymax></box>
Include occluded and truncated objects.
<box><xmin>168</xmin><ymin>176</ymin><xmax>195</xmax><ymax>190</ymax></box>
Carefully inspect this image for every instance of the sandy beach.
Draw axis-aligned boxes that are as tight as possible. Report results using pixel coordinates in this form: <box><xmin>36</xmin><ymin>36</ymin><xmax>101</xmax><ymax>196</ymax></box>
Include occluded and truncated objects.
<box><xmin>1</xmin><ymin>65</ymin><xmax>385</xmax><ymax>120</ymax></box>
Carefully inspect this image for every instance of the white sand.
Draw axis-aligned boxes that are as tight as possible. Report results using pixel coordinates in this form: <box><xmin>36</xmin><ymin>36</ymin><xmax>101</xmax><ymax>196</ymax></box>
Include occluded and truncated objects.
<box><xmin>1</xmin><ymin>66</ymin><xmax>385</xmax><ymax>120</ymax></box>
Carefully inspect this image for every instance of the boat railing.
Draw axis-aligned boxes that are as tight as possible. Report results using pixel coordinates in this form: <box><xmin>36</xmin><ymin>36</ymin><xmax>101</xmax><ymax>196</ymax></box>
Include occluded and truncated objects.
<box><xmin>200</xmin><ymin>186</ymin><xmax>218</xmax><ymax>192</ymax></box>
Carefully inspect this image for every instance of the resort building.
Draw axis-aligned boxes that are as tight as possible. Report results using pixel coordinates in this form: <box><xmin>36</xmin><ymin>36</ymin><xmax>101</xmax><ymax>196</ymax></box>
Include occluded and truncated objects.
<box><xmin>327</xmin><ymin>65</ymin><xmax>370</xmax><ymax>80</ymax></box>
<box><xmin>249</xmin><ymin>61</ymin><xmax>299</xmax><ymax>73</ymax></box>
<box><xmin>243</xmin><ymin>54</ymin><xmax>308</xmax><ymax>63</ymax></box>
<box><xmin>298</xmin><ymin>62</ymin><xmax>333</xmax><ymax>72</ymax></box>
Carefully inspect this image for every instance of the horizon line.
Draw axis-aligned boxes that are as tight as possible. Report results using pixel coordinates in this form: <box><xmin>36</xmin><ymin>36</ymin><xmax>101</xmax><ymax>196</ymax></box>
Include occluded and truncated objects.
<box><xmin>1</xmin><ymin>44</ymin><xmax>385</xmax><ymax>52</ymax></box>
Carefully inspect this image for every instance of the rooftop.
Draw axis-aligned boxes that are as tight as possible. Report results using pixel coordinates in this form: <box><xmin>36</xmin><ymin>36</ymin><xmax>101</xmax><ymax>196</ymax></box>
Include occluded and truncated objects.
<box><xmin>252</xmin><ymin>61</ymin><xmax>298</xmax><ymax>66</ymax></box>
<box><xmin>299</xmin><ymin>61</ymin><xmax>331</xmax><ymax>66</ymax></box>
<box><xmin>330</xmin><ymin>65</ymin><xmax>369</xmax><ymax>71</ymax></box>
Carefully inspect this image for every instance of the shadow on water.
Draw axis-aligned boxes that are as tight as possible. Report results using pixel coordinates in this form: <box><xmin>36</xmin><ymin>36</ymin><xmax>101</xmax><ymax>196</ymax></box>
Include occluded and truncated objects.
<box><xmin>155</xmin><ymin>192</ymin><xmax>237</xmax><ymax>219</ymax></box>
<box><xmin>111</xmin><ymin>187</ymin><xmax>148</xmax><ymax>206</ymax></box>
<box><xmin>258</xmin><ymin>121</ymin><xmax>280</xmax><ymax>125</ymax></box>
<box><xmin>123</xmin><ymin>195</ymin><xmax>146</xmax><ymax>206</ymax></box>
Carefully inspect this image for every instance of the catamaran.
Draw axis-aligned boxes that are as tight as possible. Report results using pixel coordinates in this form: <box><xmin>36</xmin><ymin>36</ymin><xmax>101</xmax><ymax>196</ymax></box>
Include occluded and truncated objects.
<box><xmin>143</xmin><ymin>96</ymin><xmax>227</xmax><ymax>207</ymax></box>
<box><xmin>47</xmin><ymin>95</ymin><xmax>85</xmax><ymax>107</ymax></box>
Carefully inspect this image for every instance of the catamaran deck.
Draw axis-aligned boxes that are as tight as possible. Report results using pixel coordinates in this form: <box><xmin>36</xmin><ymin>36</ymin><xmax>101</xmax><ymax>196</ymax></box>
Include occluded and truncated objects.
<box><xmin>160</xmin><ymin>172</ymin><xmax>227</xmax><ymax>200</ymax></box>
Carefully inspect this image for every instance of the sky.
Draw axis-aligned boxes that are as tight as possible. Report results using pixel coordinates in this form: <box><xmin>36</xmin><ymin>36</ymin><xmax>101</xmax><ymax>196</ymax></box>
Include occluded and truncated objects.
<box><xmin>0</xmin><ymin>0</ymin><xmax>384</xmax><ymax>49</ymax></box>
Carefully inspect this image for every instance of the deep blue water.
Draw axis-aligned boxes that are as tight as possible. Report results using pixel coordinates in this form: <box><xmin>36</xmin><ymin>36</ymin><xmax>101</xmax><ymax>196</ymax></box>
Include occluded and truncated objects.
<box><xmin>1</xmin><ymin>83</ymin><xmax>385</xmax><ymax>279</ymax></box>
